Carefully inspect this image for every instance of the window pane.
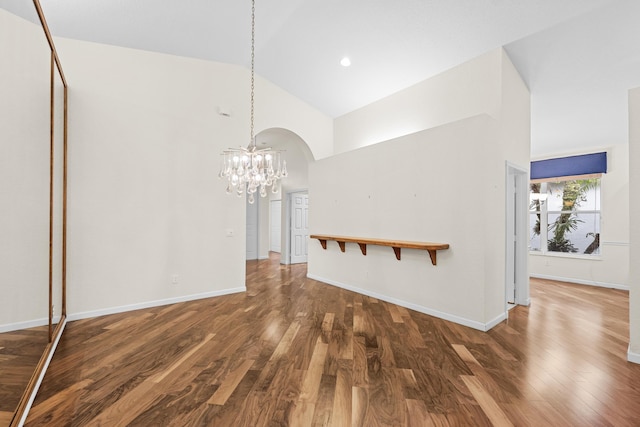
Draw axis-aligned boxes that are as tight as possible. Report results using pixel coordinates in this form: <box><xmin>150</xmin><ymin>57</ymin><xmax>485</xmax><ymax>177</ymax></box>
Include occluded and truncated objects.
<box><xmin>546</xmin><ymin>179</ymin><xmax>600</xmax><ymax>212</ymax></box>
<box><xmin>547</xmin><ymin>212</ymin><xmax>601</xmax><ymax>254</ymax></box>
<box><xmin>546</xmin><ymin>182</ymin><xmax>564</xmax><ymax>211</ymax></box>
<box><xmin>529</xmin><ymin>182</ymin><xmax>545</xmax><ymax>212</ymax></box>
<box><xmin>576</xmin><ymin>183</ymin><xmax>600</xmax><ymax>211</ymax></box>
<box><xmin>529</xmin><ymin>212</ymin><xmax>541</xmax><ymax>251</ymax></box>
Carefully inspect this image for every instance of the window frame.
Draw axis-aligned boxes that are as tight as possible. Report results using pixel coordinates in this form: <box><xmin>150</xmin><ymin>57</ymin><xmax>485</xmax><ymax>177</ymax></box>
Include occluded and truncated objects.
<box><xmin>529</xmin><ymin>175</ymin><xmax>602</xmax><ymax>259</ymax></box>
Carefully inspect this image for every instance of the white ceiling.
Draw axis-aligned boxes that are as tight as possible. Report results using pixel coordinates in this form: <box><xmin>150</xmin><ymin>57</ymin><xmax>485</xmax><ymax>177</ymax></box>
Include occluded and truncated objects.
<box><xmin>4</xmin><ymin>0</ymin><xmax>640</xmax><ymax>156</ymax></box>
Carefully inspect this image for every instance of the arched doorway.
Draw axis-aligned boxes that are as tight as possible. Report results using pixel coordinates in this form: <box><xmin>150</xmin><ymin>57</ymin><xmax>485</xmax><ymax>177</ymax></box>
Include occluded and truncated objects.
<box><xmin>244</xmin><ymin>128</ymin><xmax>314</xmax><ymax>265</ymax></box>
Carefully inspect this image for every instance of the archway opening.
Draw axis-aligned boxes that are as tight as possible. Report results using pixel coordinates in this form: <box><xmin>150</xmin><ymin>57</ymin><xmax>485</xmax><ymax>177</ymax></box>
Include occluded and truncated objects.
<box><xmin>245</xmin><ymin>128</ymin><xmax>315</xmax><ymax>266</ymax></box>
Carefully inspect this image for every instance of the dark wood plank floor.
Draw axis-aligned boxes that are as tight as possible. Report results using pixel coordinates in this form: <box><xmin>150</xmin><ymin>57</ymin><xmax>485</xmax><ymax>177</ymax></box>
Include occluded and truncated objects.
<box><xmin>0</xmin><ymin>325</ymin><xmax>48</xmax><ymax>424</ymax></box>
<box><xmin>24</xmin><ymin>254</ymin><xmax>640</xmax><ymax>426</ymax></box>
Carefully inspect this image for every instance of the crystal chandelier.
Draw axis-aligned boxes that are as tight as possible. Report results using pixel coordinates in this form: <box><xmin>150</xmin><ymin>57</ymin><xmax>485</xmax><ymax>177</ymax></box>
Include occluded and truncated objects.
<box><xmin>219</xmin><ymin>0</ymin><xmax>287</xmax><ymax>204</ymax></box>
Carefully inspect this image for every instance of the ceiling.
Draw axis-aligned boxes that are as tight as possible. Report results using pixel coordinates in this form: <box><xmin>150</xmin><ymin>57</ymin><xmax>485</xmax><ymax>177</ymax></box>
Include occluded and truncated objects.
<box><xmin>4</xmin><ymin>0</ymin><xmax>640</xmax><ymax>156</ymax></box>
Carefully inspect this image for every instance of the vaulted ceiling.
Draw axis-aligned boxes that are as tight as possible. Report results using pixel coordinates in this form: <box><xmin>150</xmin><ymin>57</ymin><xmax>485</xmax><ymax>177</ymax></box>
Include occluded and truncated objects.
<box><xmin>4</xmin><ymin>0</ymin><xmax>640</xmax><ymax>156</ymax></box>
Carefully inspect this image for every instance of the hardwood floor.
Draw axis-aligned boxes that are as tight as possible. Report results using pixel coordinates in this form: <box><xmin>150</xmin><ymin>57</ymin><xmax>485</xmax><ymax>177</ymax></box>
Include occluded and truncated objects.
<box><xmin>0</xmin><ymin>325</ymin><xmax>49</xmax><ymax>424</ymax></box>
<box><xmin>24</xmin><ymin>255</ymin><xmax>640</xmax><ymax>426</ymax></box>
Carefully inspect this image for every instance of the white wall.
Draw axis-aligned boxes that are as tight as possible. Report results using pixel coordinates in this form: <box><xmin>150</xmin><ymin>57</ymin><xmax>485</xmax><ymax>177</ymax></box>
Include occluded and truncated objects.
<box><xmin>333</xmin><ymin>50</ymin><xmax>502</xmax><ymax>154</ymax></box>
<box><xmin>309</xmin><ymin>115</ymin><xmax>496</xmax><ymax>328</ymax></box>
<box><xmin>54</xmin><ymin>37</ymin><xmax>332</xmax><ymax>318</ymax></box>
<box><xmin>529</xmin><ymin>145</ymin><xmax>629</xmax><ymax>289</ymax></box>
<box><xmin>0</xmin><ymin>10</ymin><xmax>51</xmax><ymax>330</ymax></box>
<box><xmin>484</xmin><ymin>49</ymin><xmax>532</xmax><ymax>320</ymax></box>
<box><xmin>629</xmin><ymin>87</ymin><xmax>640</xmax><ymax>363</ymax></box>
<box><xmin>308</xmin><ymin>48</ymin><xmax>530</xmax><ymax>330</ymax></box>
<box><xmin>257</xmin><ymin>82</ymin><xmax>333</xmax><ymax>161</ymax></box>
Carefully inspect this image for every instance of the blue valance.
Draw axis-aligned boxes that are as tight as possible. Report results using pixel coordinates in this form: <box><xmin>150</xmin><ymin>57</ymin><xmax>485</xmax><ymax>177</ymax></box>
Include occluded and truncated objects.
<box><xmin>530</xmin><ymin>152</ymin><xmax>607</xmax><ymax>180</ymax></box>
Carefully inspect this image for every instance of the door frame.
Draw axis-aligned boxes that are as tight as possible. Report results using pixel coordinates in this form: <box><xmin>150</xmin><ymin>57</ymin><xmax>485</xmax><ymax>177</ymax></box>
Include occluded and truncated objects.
<box><xmin>269</xmin><ymin>199</ymin><xmax>282</xmax><ymax>253</ymax></box>
<box><xmin>505</xmin><ymin>162</ymin><xmax>530</xmax><ymax>308</ymax></box>
<box><xmin>246</xmin><ymin>195</ymin><xmax>259</xmax><ymax>260</ymax></box>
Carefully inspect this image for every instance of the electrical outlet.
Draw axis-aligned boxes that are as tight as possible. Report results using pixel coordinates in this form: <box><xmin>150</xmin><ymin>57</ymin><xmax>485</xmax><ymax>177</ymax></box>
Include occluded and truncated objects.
<box><xmin>171</xmin><ymin>274</ymin><xmax>179</xmax><ymax>285</ymax></box>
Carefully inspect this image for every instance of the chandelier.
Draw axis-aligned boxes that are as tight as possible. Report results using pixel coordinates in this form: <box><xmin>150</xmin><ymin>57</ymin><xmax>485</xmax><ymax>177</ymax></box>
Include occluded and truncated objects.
<box><xmin>219</xmin><ymin>0</ymin><xmax>287</xmax><ymax>204</ymax></box>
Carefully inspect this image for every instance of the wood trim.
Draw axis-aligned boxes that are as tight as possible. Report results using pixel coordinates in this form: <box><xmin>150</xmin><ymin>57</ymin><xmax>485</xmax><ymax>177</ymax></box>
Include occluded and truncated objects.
<box><xmin>62</xmin><ymin>69</ymin><xmax>68</xmax><ymax>317</ymax></box>
<box><xmin>10</xmin><ymin>317</ymin><xmax>66</xmax><ymax>427</ymax></box>
<box><xmin>310</xmin><ymin>234</ymin><xmax>449</xmax><ymax>265</ymax></box>
<box><xmin>32</xmin><ymin>0</ymin><xmax>67</xmax><ymax>87</ymax></box>
<box><xmin>48</xmin><ymin>52</ymin><xmax>54</xmax><ymax>343</ymax></box>
<box><xmin>10</xmin><ymin>3</ymin><xmax>70</xmax><ymax>425</ymax></box>
<box><xmin>530</xmin><ymin>172</ymin><xmax>602</xmax><ymax>184</ymax></box>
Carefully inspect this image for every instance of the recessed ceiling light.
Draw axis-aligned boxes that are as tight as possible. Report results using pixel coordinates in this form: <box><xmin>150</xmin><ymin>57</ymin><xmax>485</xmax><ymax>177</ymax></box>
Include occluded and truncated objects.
<box><xmin>340</xmin><ymin>57</ymin><xmax>351</xmax><ymax>67</ymax></box>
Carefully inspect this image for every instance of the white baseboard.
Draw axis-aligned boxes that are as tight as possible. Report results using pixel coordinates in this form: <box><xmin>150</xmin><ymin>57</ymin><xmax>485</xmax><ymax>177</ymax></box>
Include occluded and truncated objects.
<box><xmin>530</xmin><ymin>273</ymin><xmax>629</xmax><ymax>291</ymax></box>
<box><xmin>68</xmin><ymin>287</ymin><xmax>246</xmax><ymax>322</ymax></box>
<box><xmin>486</xmin><ymin>312</ymin><xmax>508</xmax><ymax>330</ymax></box>
<box><xmin>307</xmin><ymin>274</ymin><xmax>503</xmax><ymax>332</ymax></box>
<box><xmin>628</xmin><ymin>346</ymin><xmax>640</xmax><ymax>364</ymax></box>
<box><xmin>18</xmin><ymin>317</ymin><xmax>67</xmax><ymax>427</ymax></box>
<box><xmin>0</xmin><ymin>317</ymin><xmax>49</xmax><ymax>333</ymax></box>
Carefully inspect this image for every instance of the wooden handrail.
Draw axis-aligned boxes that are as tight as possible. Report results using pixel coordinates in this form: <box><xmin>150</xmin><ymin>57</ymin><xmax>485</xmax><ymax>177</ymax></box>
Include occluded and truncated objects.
<box><xmin>310</xmin><ymin>234</ymin><xmax>449</xmax><ymax>265</ymax></box>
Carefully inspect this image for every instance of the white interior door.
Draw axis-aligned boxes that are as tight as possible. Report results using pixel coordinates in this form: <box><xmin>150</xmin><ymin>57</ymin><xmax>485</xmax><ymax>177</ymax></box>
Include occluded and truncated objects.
<box><xmin>290</xmin><ymin>193</ymin><xmax>309</xmax><ymax>264</ymax></box>
<box><xmin>246</xmin><ymin>197</ymin><xmax>258</xmax><ymax>260</ymax></box>
<box><xmin>270</xmin><ymin>200</ymin><xmax>282</xmax><ymax>253</ymax></box>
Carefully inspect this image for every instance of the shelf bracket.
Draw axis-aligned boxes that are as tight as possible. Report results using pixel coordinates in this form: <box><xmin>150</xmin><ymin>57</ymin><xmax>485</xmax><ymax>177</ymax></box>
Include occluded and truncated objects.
<box><xmin>358</xmin><ymin>243</ymin><xmax>367</xmax><ymax>255</ymax></box>
<box><xmin>428</xmin><ymin>250</ymin><xmax>437</xmax><ymax>266</ymax></box>
<box><xmin>337</xmin><ymin>241</ymin><xmax>346</xmax><ymax>252</ymax></box>
<box><xmin>392</xmin><ymin>247</ymin><xmax>401</xmax><ymax>260</ymax></box>
<box><xmin>318</xmin><ymin>239</ymin><xmax>327</xmax><ymax>250</ymax></box>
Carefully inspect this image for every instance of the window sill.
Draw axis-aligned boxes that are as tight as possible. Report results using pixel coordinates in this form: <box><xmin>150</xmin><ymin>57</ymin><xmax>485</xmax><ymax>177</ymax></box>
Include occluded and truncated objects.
<box><xmin>528</xmin><ymin>251</ymin><xmax>602</xmax><ymax>261</ymax></box>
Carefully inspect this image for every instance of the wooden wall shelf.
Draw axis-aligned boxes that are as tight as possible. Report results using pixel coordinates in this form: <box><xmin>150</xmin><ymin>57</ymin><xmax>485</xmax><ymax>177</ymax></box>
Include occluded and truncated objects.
<box><xmin>310</xmin><ymin>234</ymin><xmax>449</xmax><ymax>265</ymax></box>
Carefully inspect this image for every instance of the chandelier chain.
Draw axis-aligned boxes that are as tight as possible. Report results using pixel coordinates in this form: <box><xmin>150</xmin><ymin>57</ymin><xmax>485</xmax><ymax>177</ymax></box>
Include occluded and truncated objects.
<box><xmin>218</xmin><ymin>0</ymin><xmax>287</xmax><ymax>203</ymax></box>
<box><xmin>250</xmin><ymin>0</ymin><xmax>255</xmax><ymax>147</ymax></box>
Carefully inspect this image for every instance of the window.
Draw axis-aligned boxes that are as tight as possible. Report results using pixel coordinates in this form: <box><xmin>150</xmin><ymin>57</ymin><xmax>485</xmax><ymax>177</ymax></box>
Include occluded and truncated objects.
<box><xmin>529</xmin><ymin>178</ymin><xmax>601</xmax><ymax>255</ymax></box>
